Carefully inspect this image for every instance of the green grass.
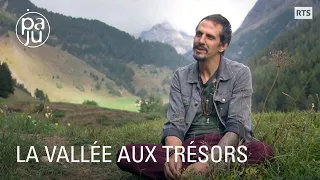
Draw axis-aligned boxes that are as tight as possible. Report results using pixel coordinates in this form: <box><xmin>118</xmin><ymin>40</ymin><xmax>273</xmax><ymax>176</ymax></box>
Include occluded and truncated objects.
<box><xmin>0</xmin><ymin>90</ymin><xmax>140</xmax><ymax>113</ymax></box>
<box><xmin>0</xmin><ymin>113</ymin><xmax>68</xmax><ymax>179</ymax></box>
<box><xmin>0</xmin><ymin>88</ymin><xmax>37</xmax><ymax>104</ymax></box>
<box><xmin>97</xmin><ymin>97</ymin><xmax>140</xmax><ymax>112</ymax></box>
<box><xmin>0</xmin><ymin>111</ymin><xmax>319</xmax><ymax>179</ymax></box>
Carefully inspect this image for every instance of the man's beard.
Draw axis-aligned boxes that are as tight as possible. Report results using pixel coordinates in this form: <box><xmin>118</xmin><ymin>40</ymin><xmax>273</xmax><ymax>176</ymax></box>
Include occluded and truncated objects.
<box><xmin>193</xmin><ymin>53</ymin><xmax>206</xmax><ymax>61</ymax></box>
<box><xmin>192</xmin><ymin>44</ymin><xmax>208</xmax><ymax>61</ymax></box>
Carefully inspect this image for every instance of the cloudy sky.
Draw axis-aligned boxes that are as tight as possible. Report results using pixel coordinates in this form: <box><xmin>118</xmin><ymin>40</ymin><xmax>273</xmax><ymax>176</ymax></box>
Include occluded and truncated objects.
<box><xmin>29</xmin><ymin>0</ymin><xmax>257</xmax><ymax>36</ymax></box>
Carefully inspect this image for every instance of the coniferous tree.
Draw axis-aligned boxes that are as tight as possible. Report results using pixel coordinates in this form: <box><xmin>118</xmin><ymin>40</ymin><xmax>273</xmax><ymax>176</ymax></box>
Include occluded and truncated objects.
<box><xmin>34</xmin><ymin>88</ymin><xmax>45</xmax><ymax>101</ymax></box>
<box><xmin>0</xmin><ymin>61</ymin><xmax>14</xmax><ymax>98</ymax></box>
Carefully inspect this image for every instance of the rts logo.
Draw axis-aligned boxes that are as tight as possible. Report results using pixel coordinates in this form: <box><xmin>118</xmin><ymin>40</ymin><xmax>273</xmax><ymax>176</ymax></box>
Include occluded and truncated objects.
<box><xmin>294</xmin><ymin>7</ymin><xmax>313</xmax><ymax>19</ymax></box>
<box><xmin>15</xmin><ymin>9</ymin><xmax>50</xmax><ymax>48</ymax></box>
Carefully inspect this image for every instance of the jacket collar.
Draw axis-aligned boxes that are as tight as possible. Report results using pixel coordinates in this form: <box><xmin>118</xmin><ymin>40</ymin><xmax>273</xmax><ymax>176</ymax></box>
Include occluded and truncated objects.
<box><xmin>187</xmin><ymin>55</ymin><xmax>232</xmax><ymax>84</ymax></box>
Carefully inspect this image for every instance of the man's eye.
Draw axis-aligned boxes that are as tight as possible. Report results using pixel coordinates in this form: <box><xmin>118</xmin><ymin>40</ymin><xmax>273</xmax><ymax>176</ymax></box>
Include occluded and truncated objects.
<box><xmin>207</xmin><ymin>36</ymin><xmax>214</xmax><ymax>40</ymax></box>
<box><xmin>195</xmin><ymin>32</ymin><xmax>202</xmax><ymax>37</ymax></box>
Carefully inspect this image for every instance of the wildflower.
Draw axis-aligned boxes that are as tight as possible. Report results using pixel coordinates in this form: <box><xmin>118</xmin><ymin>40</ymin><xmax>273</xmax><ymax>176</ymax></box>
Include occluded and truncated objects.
<box><xmin>55</xmin><ymin>123</ymin><xmax>58</xmax><ymax>126</ymax></box>
<box><xmin>67</xmin><ymin>123</ymin><xmax>71</xmax><ymax>126</ymax></box>
<box><xmin>45</xmin><ymin>113</ymin><xmax>52</xmax><ymax>119</ymax></box>
<box><xmin>28</xmin><ymin>115</ymin><xmax>31</xmax><ymax>119</ymax></box>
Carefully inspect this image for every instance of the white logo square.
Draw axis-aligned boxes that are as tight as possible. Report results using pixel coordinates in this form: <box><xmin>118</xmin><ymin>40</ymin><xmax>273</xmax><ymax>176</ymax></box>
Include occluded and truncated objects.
<box><xmin>294</xmin><ymin>7</ymin><xmax>313</xmax><ymax>19</ymax></box>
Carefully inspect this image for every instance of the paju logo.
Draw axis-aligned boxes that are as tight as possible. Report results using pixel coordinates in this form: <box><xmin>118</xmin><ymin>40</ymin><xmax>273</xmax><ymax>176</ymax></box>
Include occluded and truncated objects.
<box><xmin>15</xmin><ymin>9</ymin><xmax>50</xmax><ymax>48</ymax></box>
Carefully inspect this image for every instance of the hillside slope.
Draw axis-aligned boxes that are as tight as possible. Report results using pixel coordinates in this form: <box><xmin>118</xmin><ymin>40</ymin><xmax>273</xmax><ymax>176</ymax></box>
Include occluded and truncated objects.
<box><xmin>0</xmin><ymin>0</ymin><xmax>188</xmax><ymax>95</ymax></box>
<box><xmin>225</xmin><ymin>0</ymin><xmax>320</xmax><ymax>62</ymax></box>
<box><xmin>0</xmin><ymin>1</ymin><xmax>177</xmax><ymax>109</ymax></box>
<box><xmin>248</xmin><ymin>13</ymin><xmax>320</xmax><ymax>111</ymax></box>
<box><xmin>0</xmin><ymin>87</ymin><xmax>36</xmax><ymax>103</ymax></box>
<box><xmin>0</xmin><ymin>33</ymin><xmax>132</xmax><ymax>104</ymax></box>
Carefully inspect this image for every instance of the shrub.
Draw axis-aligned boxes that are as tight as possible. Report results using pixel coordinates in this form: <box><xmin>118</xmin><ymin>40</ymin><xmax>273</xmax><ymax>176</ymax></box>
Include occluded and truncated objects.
<box><xmin>34</xmin><ymin>88</ymin><xmax>49</xmax><ymax>102</ymax></box>
<box><xmin>34</xmin><ymin>88</ymin><xmax>44</xmax><ymax>100</ymax></box>
<box><xmin>83</xmin><ymin>100</ymin><xmax>98</xmax><ymax>106</ymax></box>
<box><xmin>52</xmin><ymin>109</ymin><xmax>65</xmax><ymax>118</ymax></box>
<box><xmin>75</xmin><ymin>84</ymin><xmax>85</xmax><ymax>92</ymax></box>
<box><xmin>95</xmin><ymin>82</ymin><xmax>101</xmax><ymax>90</ymax></box>
<box><xmin>56</xmin><ymin>83</ymin><xmax>63</xmax><ymax>89</ymax></box>
<box><xmin>140</xmin><ymin>94</ymin><xmax>163</xmax><ymax>114</ymax></box>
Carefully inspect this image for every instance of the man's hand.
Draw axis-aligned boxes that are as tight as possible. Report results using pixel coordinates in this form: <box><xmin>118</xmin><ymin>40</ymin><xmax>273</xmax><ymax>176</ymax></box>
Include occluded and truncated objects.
<box><xmin>181</xmin><ymin>162</ymin><xmax>209</xmax><ymax>178</ymax></box>
<box><xmin>164</xmin><ymin>154</ymin><xmax>182</xmax><ymax>180</ymax></box>
<box><xmin>164</xmin><ymin>136</ymin><xmax>183</xmax><ymax>179</ymax></box>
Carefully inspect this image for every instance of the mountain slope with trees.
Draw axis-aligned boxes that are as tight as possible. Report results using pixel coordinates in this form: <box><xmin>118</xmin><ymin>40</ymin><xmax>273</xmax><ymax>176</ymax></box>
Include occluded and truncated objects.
<box><xmin>0</xmin><ymin>0</ymin><xmax>188</xmax><ymax>95</ymax></box>
<box><xmin>248</xmin><ymin>13</ymin><xmax>320</xmax><ymax>112</ymax></box>
<box><xmin>225</xmin><ymin>0</ymin><xmax>320</xmax><ymax>62</ymax></box>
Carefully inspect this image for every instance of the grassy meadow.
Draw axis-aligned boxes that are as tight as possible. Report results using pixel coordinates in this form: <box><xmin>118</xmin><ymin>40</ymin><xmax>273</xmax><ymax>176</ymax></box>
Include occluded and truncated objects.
<box><xmin>0</xmin><ymin>88</ymin><xmax>37</xmax><ymax>104</ymax></box>
<box><xmin>0</xmin><ymin>34</ymin><xmax>172</xmax><ymax>110</ymax></box>
<box><xmin>97</xmin><ymin>97</ymin><xmax>141</xmax><ymax>112</ymax></box>
<box><xmin>0</xmin><ymin>106</ymin><xmax>319</xmax><ymax>179</ymax></box>
<box><xmin>0</xmin><ymin>33</ymin><xmax>124</xmax><ymax>103</ymax></box>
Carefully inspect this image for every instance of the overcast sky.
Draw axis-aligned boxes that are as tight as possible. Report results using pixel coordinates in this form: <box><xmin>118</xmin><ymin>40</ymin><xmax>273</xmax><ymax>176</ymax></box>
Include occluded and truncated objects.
<box><xmin>29</xmin><ymin>0</ymin><xmax>257</xmax><ymax>36</ymax></box>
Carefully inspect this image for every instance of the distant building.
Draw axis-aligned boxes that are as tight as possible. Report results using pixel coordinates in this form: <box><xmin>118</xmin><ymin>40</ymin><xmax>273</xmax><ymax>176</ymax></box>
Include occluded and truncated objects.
<box><xmin>135</xmin><ymin>99</ymin><xmax>143</xmax><ymax>107</ymax></box>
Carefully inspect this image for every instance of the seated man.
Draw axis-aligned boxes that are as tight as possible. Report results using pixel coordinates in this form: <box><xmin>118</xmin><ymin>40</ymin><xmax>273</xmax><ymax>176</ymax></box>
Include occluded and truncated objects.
<box><xmin>116</xmin><ymin>14</ymin><xmax>274</xmax><ymax>180</ymax></box>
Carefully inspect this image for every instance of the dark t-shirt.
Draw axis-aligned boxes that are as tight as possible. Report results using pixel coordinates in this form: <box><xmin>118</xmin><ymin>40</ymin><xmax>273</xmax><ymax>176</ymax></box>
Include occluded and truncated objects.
<box><xmin>185</xmin><ymin>63</ymin><xmax>225</xmax><ymax>140</ymax></box>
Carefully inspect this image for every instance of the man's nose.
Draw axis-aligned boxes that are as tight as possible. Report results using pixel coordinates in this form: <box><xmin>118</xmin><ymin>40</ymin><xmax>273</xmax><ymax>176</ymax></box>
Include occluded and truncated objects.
<box><xmin>198</xmin><ymin>34</ymin><xmax>205</xmax><ymax>44</ymax></box>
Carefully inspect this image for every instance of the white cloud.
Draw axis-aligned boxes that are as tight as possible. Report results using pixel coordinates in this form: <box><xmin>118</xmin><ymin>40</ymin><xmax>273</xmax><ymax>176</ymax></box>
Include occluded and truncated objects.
<box><xmin>30</xmin><ymin>0</ymin><xmax>257</xmax><ymax>35</ymax></box>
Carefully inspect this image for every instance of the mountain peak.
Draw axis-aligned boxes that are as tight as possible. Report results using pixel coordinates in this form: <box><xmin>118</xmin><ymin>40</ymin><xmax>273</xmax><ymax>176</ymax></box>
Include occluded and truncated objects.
<box><xmin>140</xmin><ymin>22</ymin><xmax>193</xmax><ymax>54</ymax></box>
<box><xmin>160</xmin><ymin>21</ymin><xmax>173</xmax><ymax>29</ymax></box>
<box><xmin>153</xmin><ymin>21</ymin><xmax>174</xmax><ymax>30</ymax></box>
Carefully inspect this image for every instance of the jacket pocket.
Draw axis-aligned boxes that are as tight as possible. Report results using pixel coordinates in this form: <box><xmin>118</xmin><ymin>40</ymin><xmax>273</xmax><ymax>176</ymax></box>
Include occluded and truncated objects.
<box><xmin>181</xmin><ymin>94</ymin><xmax>191</xmax><ymax>112</ymax></box>
<box><xmin>214</xmin><ymin>93</ymin><xmax>231</xmax><ymax>117</ymax></box>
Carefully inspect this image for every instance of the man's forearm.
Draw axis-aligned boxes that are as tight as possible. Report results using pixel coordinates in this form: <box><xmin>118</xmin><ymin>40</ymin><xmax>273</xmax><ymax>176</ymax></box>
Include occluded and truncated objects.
<box><xmin>165</xmin><ymin>136</ymin><xmax>183</xmax><ymax>152</ymax></box>
<box><xmin>212</xmin><ymin>132</ymin><xmax>239</xmax><ymax>160</ymax></box>
<box><xmin>218</xmin><ymin>132</ymin><xmax>239</xmax><ymax>149</ymax></box>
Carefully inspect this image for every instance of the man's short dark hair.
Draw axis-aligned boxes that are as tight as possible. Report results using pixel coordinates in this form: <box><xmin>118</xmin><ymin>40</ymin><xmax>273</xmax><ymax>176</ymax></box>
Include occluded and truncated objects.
<box><xmin>195</xmin><ymin>14</ymin><xmax>232</xmax><ymax>49</ymax></box>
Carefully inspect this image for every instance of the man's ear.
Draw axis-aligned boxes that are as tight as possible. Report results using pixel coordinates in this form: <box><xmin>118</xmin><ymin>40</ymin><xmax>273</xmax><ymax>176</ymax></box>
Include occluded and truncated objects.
<box><xmin>219</xmin><ymin>43</ymin><xmax>229</xmax><ymax>52</ymax></box>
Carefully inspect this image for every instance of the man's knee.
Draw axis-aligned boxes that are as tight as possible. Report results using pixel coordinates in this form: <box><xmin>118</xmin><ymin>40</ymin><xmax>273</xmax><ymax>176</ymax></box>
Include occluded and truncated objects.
<box><xmin>245</xmin><ymin>141</ymin><xmax>274</xmax><ymax>164</ymax></box>
<box><xmin>116</xmin><ymin>144</ymin><xmax>167</xmax><ymax>180</ymax></box>
<box><xmin>116</xmin><ymin>144</ymin><xmax>135</xmax><ymax>170</ymax></box>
